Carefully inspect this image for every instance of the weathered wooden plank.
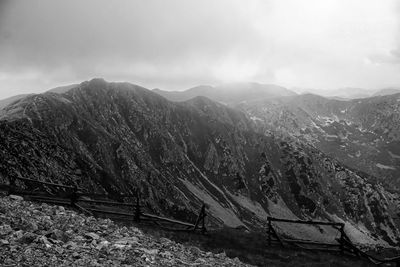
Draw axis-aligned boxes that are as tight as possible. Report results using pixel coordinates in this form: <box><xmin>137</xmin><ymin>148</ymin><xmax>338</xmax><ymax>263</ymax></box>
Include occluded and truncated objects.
<box><xmin>268</xmin><ymin>217</ymin><xmax>344</xmax><ymax>227</ymax></box>
<box><xmin>141</xmin><ymin>213</ymin><xmax>195</xmax><ymax>228</ymax></box>
<box><xmin>76</xmin><ymin>198</ymin><xmax>143</xmax><ymax>207</ymax></box>
<box><xmin>281</xmin><ymin>238</ymin><xmax>340</xmax><ymax>247</ymax></box>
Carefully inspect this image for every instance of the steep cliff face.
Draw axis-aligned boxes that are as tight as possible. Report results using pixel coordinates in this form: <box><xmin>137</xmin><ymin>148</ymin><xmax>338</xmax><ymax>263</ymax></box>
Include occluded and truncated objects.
<box><xmin>0</xmin><ymin>79</ymin><xmax>398</xmax><ymax>245</ymax></box>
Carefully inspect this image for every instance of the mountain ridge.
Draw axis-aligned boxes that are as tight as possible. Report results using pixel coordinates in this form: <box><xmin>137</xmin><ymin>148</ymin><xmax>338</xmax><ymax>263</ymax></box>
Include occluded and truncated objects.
<box><xmin>0</xmin><ymin>79</ymin><xmax>399</xmax><ymax>246</ymax></box>
<box><xmin>153</xmin><ymin>82</ymin><xmax>297</xmax><ymax>103</ymax></box>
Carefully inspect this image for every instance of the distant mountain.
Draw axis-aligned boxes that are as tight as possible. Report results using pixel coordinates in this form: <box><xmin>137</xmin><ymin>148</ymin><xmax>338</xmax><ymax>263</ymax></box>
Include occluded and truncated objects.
<box><xmin>0</xmin><ymin>84</ymin><xmax>78</xmax><ymax>111</ymax></box>
<box><xmin>372</xmin><ymin>88</ymin><xmax>400</xmax><ymax>97</ymax></box>
<box><xmin>294</xmin><ymin>87</ymin><xmax>400</xmax><ymax>99</ymax></box>
<box><xmin>327</xmin><ymin>87</ymin><xmax>373</xmax><ymax>99</ymax></box>
<box><xmin>0</xmin><ymin>94</ymin><xmax>33</xmax><ymax>110</ymax></box>
<box><xmin>237</xmin><ymin>93</ymin><xmax>400</xmax><ymax>191</ymax></box>
<box><xmin>0</xmin><ymin>78</ymin><xmax>398</xmax><ymax>245</ymax></box>
<box><xmin>153</xmin><ymin>82</ymin><xmax>296</xmax><ymax>103</ymax></box>
<box><xmin>47</xmin><ymin>83</ymin><xmax>79</xmax><ymax>94</ymax></box>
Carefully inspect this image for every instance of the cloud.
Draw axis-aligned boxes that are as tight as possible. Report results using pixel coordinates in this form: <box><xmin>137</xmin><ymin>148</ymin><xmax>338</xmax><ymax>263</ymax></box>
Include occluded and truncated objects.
<box><xmin>0</xmin><ymin>0</ymin><xmax>400</xmax><ymax>99</ymax></box>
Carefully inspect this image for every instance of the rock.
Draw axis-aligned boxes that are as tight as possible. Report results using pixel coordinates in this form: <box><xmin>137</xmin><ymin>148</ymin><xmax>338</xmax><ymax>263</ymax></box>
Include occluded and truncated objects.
<box><xmin>64</xmin><ymin>241</ymin><xmax>78</xmax><ymax>250</ymax></box>
<box><xmin>73</xmin><ymin>235</ymin><xmax>85</xmax><ymax>242</ymax></box>
<box><xmin>55</xmin><ymin>247</ymin><xmax>64</xmax><ymax>254</ymax></box>
<box><xmin>160</xmin><ymin>251</ymin><xmax>173</xmax><ymax>258</ymax></box>
<box><xmin>140</xmin><ymin>248</ymin><xmax>159</xmax><ymax>255</ymax></box>
<box><xmin>96</xmin><ymin>240</ymin><xmax>110</xmax><ymax>250</ymax></box>
<box><xmin>112</xmin><ymin>236</ymin><xmax>140</xmax><ymax>249</ymax></box>
<box><xmin>13</xmin><ymin>230</ymin><xmax>24</xmax><ymax>239</ymax></box>
<box><xmin>188</xmin><ymin>246</ymin><xmax>202</xmax><ymax>256</ymax></box>
<box><xmin>39</xmin><ymin>236</ymin><xmax>52</xmax><ymax>248</ymax></box>
<box><xmin>85</xmin><ymin>232</ymin><xmax>100</xmax><ymax>240</ymax></box>
<box><xmin>48</xmin><ymin>229</ymin><xmax>65</xmax><ymax>241</ymax></box>
<box><xmin>18</xmin><ymin>232</ymin><xmax>37</xmax><ymax>244</ymax></box>
<box><xmin>9</xmin><ymin>195</ymin><xmax>23</xmax><ymax>201</ymax></box>
<box><xmin>27</xmin><ymin>221</ymin><xmax>39</xmax><ymax>232</ymax></box>
<box><xmin>0</xmin><ymin>224</ymin><xmax>12</xmax><ymax>236</ymax></box>
<box><xmin>0</xmin><ymin>239</ymin><xmax>9</xmax><ymax>246</ymax></box>
<box><xmin>57</xmin><ymin>206</ymin><xmax>65</xmax><ymax>213</ymax></box>
<box><xmin>115</xmin><ymin>236</ymin><xmax>139</xmax><ymax>245</ymax></box>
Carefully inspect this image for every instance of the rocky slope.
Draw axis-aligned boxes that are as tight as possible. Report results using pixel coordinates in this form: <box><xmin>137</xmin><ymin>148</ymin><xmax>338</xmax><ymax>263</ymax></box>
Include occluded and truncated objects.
<box><xmin>235</xmin><ymin>93</ymin><xmax>400</xmax><ymax>191</ymax></box>
<box><xmin>0</xmin><ymin>194</ymin><xmax>249</xmax><ymax>266</ymax></box>
<box><xmin>0</xmin><ymin>79</ymin><xmax>399</xmax><ymax>246</ymax></box>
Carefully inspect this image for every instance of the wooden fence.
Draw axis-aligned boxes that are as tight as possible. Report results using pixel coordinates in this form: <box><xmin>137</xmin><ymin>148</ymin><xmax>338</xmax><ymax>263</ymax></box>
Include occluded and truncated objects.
<box><xmin>2</xmin><ymin>174</ymin><xmax>400</xmax><ymax>265</ymax></box>
<box><xmin>2</xmin><ymin>175</ymin><xmax>207</xmax><ymax>233</ymax></box>
<box><xmin>267</xmin><ymin>216</ymin><xmax>400</xmax><ymax>266</ymax></box>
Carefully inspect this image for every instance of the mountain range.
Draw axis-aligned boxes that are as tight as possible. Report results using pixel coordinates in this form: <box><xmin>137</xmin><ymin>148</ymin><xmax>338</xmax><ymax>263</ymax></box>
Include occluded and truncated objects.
<box><xmin>155</xmin><ymin>84</ymin><xmax>400</xmax><ymax>191</ymax></box>
<box><xmin>290</xmin><ymin>87</ymin><xmax>400</xmax><ymax>100</ymax></box>
<box><xmin>0</xmin><ymin>79</ymin><xmax>399</xmax><ymax>246</ymax></box>
<box><xmin>153</xmin><ymin>83</ymin><xmax>296</xmax><ymax>103</ymax></box>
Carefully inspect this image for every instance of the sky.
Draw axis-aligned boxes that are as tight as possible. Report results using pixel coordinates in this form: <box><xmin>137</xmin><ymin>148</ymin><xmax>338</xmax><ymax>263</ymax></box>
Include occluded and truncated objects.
<box><xmin>0</xmin><ymin>0</ymin><xmax>400</xmax><ymax>99</ymax></box>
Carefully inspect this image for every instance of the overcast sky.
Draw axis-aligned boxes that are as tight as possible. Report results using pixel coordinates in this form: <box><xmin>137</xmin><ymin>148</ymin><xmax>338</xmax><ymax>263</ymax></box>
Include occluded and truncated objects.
<box><xmin>0</xmin><ymin>0</ymin><xmax>400</xmax><ymax>99</ymax></box>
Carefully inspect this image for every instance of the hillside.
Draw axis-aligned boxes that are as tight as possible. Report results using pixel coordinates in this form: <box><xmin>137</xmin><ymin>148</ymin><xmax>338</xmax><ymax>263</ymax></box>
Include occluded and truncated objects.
<box><xmin>0</xmin><ymin>79</ymin><xmax>398</xmax><ymax>246</ymax></box>
<box><xmin>237</xmin><ymin>93</ymin><xmax>400</xmax><ymax>190</ymax></box>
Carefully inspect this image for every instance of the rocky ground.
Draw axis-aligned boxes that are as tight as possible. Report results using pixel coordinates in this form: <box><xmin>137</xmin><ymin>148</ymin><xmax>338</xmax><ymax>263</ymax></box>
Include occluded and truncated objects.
<box><xmin>0</xmin><ymin>194</ymin><xmax>250</xmax><ymax>266</ymax></box>
<box><xmin>0</xmin><ymin>193</ymin><xmax>381</xmax><ymax>267</ymax></box>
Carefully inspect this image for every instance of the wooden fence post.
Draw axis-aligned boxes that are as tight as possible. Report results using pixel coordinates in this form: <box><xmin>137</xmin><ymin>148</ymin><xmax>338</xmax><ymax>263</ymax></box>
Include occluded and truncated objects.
<box><xmin>8</xmin><ymin>175</ymin><xmax>15</xmax><ymax>195</ymax></box>
<box><xmin>69</xmin><ymin>185</ymin><xmax>78</xmax><ymax>207</ymax></box>
<box><xmin>193</xmin><ymin>204</ymin><xmax>206</xmax><ymax>233</ymax></box>
<box><xmin>338</xmin><ymin>224</ymin><xmax>346</xmax><ymax>255</ymax></box>
<box><xmin>134</xmin><ymin>193</ymin><xmax>141</xmax><ymax>222</ymax></box>
<box><xmin>267</xmin><ymin>217</ymin><xmax>272</xmax><ymax>246</ymax></box>
<box><xmin>201</xmin><ymin>206</ymin><xmax>206</xmax><ymax>234</ymax></box>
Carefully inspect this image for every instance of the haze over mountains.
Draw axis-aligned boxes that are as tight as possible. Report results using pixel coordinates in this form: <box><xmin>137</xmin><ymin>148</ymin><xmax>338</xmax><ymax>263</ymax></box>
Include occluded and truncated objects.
<box><xmin>154</xmin><ymin>83</ymin><xmax>400</xmax><ymax>103</ymax></box>
<box><xmin>153</xmin><ymin>83</ymin><xmax>296</xmax><ymax>103</ymax></box>
<box><xmin>292</xmin><ymin>87</ymin><xmax>400</xmax><ymax>100</ymax></box>
<box><xmin>155</xmin><ymin>82</ymin><xmax>400</xmax><ymax>189</ymax></box>
<box><xmin>0</xmin><ymin>78</ymin><xmax>399</xmax><ymax>246</ymax></box>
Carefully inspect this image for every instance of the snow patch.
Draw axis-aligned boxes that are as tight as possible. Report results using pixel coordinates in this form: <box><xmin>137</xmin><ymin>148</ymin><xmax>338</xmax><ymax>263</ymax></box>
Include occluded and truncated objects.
<box><xmin>388</xmin><ymin>151</ymin><xmax>400</xmax><ymax>159</ymax></box>
<box><xmin>250</xmin><ymin>116</ymin><xmax>263</xmax><ymax>122</ymax></box>
<box><xmin>376</xmin><ymin>163</ymin><xmax>396</xmax><ymax>170</ymax></box>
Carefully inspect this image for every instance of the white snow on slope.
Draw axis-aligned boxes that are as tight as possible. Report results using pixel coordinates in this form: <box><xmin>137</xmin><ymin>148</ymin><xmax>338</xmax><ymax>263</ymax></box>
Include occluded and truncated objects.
<box><xmin>388</xmin><ymin>151</ymin><xmax>400</xmax><ymax>159</ymax></box>
<box><xmin>376</xmin><ymin>163</ymin><xmax>396</xmax><ymax>170</ymax></box>
<box><xmin>250</xmin><ymin>116</ymin><xmax>263</xmax><ymax>122</ymax></box>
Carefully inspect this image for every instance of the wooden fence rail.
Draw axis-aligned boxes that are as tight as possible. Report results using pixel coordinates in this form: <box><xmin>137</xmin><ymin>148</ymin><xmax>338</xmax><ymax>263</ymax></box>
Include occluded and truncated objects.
<box><xmin>268</xmin><ymin>217</ymin><xmax>344</xmax><ymax>227</ymax></box>
<box><xmin>267</xmin><ymin>216</ymin><xmax>348</xmax><ymax>253</ymax></box>
<box><xmin>0</xmin><ymin>176</ymin><xmax>207</xmax><ymax>234</ymax></box>
<box><xmin>267</xmin><ymin>216</ymin><xmax>400</xmax><ymax>266</ymax></box>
